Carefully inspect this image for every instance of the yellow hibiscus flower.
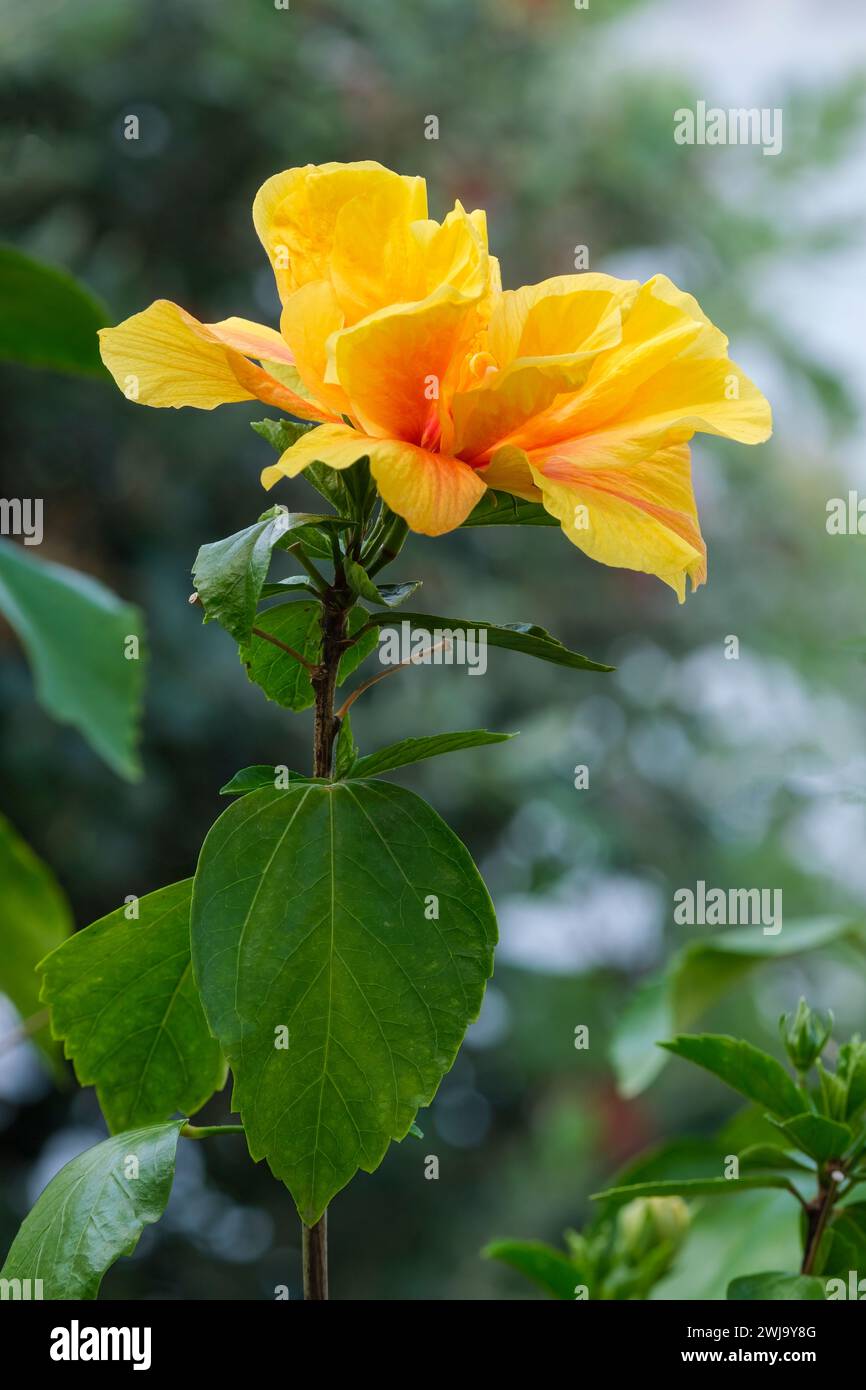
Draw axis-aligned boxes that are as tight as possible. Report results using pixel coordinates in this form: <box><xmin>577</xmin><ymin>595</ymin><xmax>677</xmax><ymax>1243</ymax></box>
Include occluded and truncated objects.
<box><xmin>98</xmin><ymin>161</ymin><xmax>771</xmax><ymax>600</ymax></box>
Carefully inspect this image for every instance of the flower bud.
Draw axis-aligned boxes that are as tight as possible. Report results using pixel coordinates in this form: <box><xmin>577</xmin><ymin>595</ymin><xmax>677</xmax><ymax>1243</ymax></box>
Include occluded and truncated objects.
<box><xmin>616</xmin><ymin>1196</ymin><xmax>690</xmax><ymax>1263</ymax></box>
<box><xmin>779</xmin><ymin>998</ymin><xmax>833</xmax><ymax>1073</ymax></box>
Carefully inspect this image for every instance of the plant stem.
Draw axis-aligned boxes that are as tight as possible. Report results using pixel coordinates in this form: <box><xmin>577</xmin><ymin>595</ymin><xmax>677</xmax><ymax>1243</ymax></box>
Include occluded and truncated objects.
<box><xmin>801</xmin><ymin>1176</ymin><xmax>838</xmax><ymax>1275</ymax></box>
<box><xmin>303</xmin><ymin>1212</ymin><xmax>328</xmax><ymax>1301</ymax></box>
<box><xmin>303</xmin><ymin>585</ymin><xmax>350</xmax><ymax>1301</ymax></box>
<box><xmin>180</xmin><ymin>1123</ymin><xmax>245</xmax><ymax>1139</ymax></box>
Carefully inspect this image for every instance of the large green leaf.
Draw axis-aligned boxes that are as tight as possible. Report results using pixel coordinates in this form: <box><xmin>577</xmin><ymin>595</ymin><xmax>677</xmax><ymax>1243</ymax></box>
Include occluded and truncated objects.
<box><xmin>191</xmin><ymin>780</ymin><xmax>497</xmax><ymax>1223</ymax></box>
<box><xmin>192</xmin><ymin>507</ymin><xmax>341</xmax><ymax>645</ymax></box>
<box><xmin>0</xmin><ymin>245</ymin><xmax>107</xmax><ymax>377</ymax></box>
<box><xmin>0</xmin><ymin>1121</ymin><xmax>183</xmax><ymax>1298</ymax></box>
<box><xmin>461</xmin><ymin>490</ymin><xmax>559</xmax><ymax>527</ymax></box>
<box><xmin>482</xmin><ymin>1239</ymin><xmax>578</xmax><ymax>1299</ymax></box>
<box><xmin>0</xmin><ymin>539</ymin><xmax>145</xmax><ymax>779</ymax></box>
<box><xmin>242</xmin><ymin>601</ymin><xmax>377</xmax><ymax>710</ymax></box>
<box><xmin>660</xmin><ymin>1035</ymin><xmax>806</xmax><ymax>1119</ymax></box>
<box><xmin>39</xmin><ymin>881</ymin><xmax>225</xmax><ymax>1132</ymax></box>
<box><xmin>0</xmin><ymin>812</ymin><xmax>72</xmax><ymax>1060</ymax></box>
<box><xmin>611</xmin><ymin>917</ymin><xmax>859</xmax><ymax>1097</ymax></box>
<box><xmin>727</xmin><ymin>1272</ymin><xmax>826</xmax><ymax>1300</ymax></box>
<box><xmin>350</xmin><ymin>729</ymin><xmax>515</xmax><ymax>780</ymax></box>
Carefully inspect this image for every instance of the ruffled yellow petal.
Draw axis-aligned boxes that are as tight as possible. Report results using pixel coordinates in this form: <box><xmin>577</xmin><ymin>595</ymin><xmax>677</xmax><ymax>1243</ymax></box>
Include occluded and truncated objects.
<box><xmin>531</xmin><ymin>442</ymin><xmax>706</xmax><ymax>602</ymax></box>
<box><xmin>261</xmin><ymin>423</ymin><xmax>485</xmax><ymax>537</ymax></box>
<box><xmin>330</xmin><ymin>288</ymin><xmax>484</xmax><ymax>443</ymax></box>
<box><xmin>253</xmin><ymin>161</ymin><xmax>427</xmax><ymax>305</ymax></box>
<box><xmin>98</xmin><ymin>300</ymin><xmax>330</xmax><ymax>419</ymax></box>
<box><xmin>451</xmin><ymin>275</ymin><xmax>636</xmax><ymax>461</ymax></box>
<box><xmin>510</xmin><ymin>275</ymin><xmax>772</xmax><ymax>460</ymax></box>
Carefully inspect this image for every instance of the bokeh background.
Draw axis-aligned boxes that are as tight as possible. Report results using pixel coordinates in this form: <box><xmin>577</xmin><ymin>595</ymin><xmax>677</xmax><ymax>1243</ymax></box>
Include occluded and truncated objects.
<box><xmin>2</xmin><ymin>0</ymin><xmax>866</xmax><ymax>1299</ymax></box>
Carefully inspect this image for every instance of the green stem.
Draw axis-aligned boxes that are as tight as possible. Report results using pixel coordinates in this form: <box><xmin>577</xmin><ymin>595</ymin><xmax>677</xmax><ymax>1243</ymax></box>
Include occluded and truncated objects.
<box><xmin>180</xmin><ymin>1123</ymin><xmax>245</xmax><ymax>1139</ymax></box>
<box><xmin>288</xmin><ymin>543</ymin><xmax>330</xmax><ymax>595</ymax></box>
<box><xmin>302</xmin><ymin>583</ymin><xmax>351</xmax><ymax>1300</ymax></box>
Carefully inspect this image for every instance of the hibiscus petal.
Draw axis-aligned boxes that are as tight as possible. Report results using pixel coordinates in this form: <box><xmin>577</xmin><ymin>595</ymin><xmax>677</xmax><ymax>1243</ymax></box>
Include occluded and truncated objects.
<box><xmin>452</xmin><ymin>275</ymin><xmax>635</xmax><ymax>460</ymax></box>
<box><xmin>331</xmin><ymin>288</ymin><xmax>484</xmax><ymax>443</ymax></box>
<box><xmin>253</xmin><ymin>161</ymin><xmax>427</xmax><ymax>305</ymax></box>
<box><xmin>98</xmin><ymin>300</ymin><xmax>329</xmax><ymax>418</ymax></box>
<box><xmin>531</xmin><ymin>442</ymin><xmax>707</xmax><ymax>602</ymax></box>
<box><xmin>261</xmin><ymin>423</ymin><xmax>485</xmax><ymax>537</ymax></box>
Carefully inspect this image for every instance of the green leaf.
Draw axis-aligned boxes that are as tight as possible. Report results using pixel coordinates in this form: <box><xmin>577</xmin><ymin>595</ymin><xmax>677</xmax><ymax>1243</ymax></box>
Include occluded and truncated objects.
<box><xmin>407</xmin><ymin>1121</ymin><xmax>424</xmax><ymax>1140</ymax></box>
<box><xmin>378</xmin><ymin>612</ymin><xmax>610</xmax><ymax>673</ymax></box>
<box><xmin>660</xmin><ymin>1035</ymin><xmax>806</xmax><ymax>1119</ymax></box>
<box><xmin>482</xmin><ymin>1239</ymin><xmax>578</xmax><ymax>1300</ymax></box>
<box><xmin>251</xmin><ymin>420</ymin><xmax>350</xmax><ymax>513</ymax></box>
<box><xmin>344</xmin><ymin>557</ymin><xmax>386</xmax><ymax>605</ymax></box>
<box><xmin>611</xmin><ymin>917</ymin><xmax>859</xmax><ymax>1098</ymax></box>
<box><xmin>334</xmin><ymin>713</ymin><xmax>358</xmax><ymax>779</ymax></box>
<box><xmin>191</xmin><ymin>780</ymin><xmax>497</xmax><ymax>1223</ymax></box>
<box><xmin>0</xmin><ymin>1121</ymin><xmax>183</xmax><ymax>1298</ymax></box>
<box><xmin>373</xmin><ymin>581</ymin><xmax>423</xmax><ymax>608</ymax></box>
<box><xmin>0</xmin><ymin>540</ymin><xmax>145</xmax><ymax>779</ymax></box>
<box><xmin>592</xmin><ymin>1176</ymin><xmax>798</xmax><ymax>1208</ymax></box>
<box><xmin>219</xmin><ymin>765</ymin><xmax>313</xmax><ymax>796</ymax></box>
<box><xmin>345</xmin><ymin>568</ymin><xmax>422</xmax><ymax>608</ymax></box>
<box><xmin>0</xmin><ymin>812</ymin><xmax>72</xmax><ymax>1062</ymax></box>
<box><xmin>0</xmin><ymin>245</ymin><xmax>107</xmax><ymax>378</ymax></box>
<box><xmin>349</xmin><ymin>729</ymin><xmax>515</xmax><ymax>780</ymax></box>
<box><xmin>260</xmin><ymin>575</ymin><xmax>318</xmax><ymax>600</ymax></box>
<box><xmin>39</xmin><ymin>881</ymin><xmax>225</xmax><ymax>1133</ymax></box>
<box><xmin>242</xmin><ymin>601</ymin><xmax>377</xmax><ymax>711</ymax></box>
<box><xmin>192</xmin><ymin>508</ymin><xmax>335</xmax><ymax>645</ymax></box>
<box><xmin>727</xmin><ymin>1272</ymin><xmax>826</xmax><ymax>1301</ymax></box>
<box><xmin>251</xmin><ymin>418</ymin><xmax>316</xmax><ymax>453</ymax></box>
<box><xmin>738</xmin><ymin>1144</ymin><xmax>815</xmax><ymax>1174</ymax></box>
<box><xmin>461</xmin><ymin>490</ymin><xmax>559</xmax><ymax>527</ymax></box>
<box><xmin>769</xmin><ymin>1112</ymin><xmax>853</xmax><ymax>1163</ymax></box>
